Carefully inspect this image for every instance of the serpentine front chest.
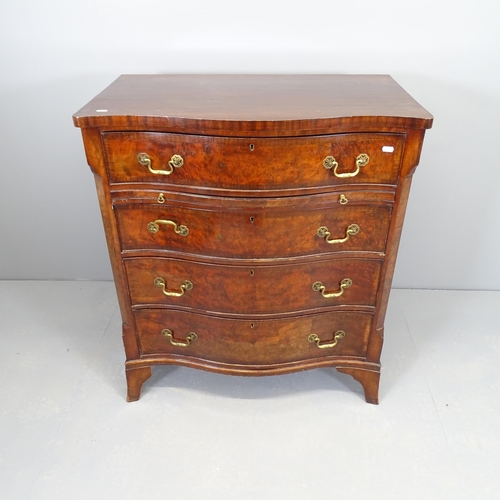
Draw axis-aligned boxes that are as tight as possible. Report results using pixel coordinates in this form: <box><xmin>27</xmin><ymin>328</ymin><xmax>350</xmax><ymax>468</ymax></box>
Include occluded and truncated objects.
<box><xmin>73</xmin><ymin>74</ymin><xmax>433</xmax><ymax>403</ymax></box>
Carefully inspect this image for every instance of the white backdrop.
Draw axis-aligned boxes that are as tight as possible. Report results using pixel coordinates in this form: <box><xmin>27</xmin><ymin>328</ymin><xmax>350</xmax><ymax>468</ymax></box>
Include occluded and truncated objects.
<box><xmin>1</xmin><ymin>0</ymin><xmax>499</xmax><ymax>290</ymax></box>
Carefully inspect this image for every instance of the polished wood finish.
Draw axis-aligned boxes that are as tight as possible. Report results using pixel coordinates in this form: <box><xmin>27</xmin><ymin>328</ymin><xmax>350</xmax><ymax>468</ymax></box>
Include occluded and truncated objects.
<box><xmin>73</xmin><ymin>74</ymin><xmax>433</xmax><ymax>134</ymax></box>
<box><xmin>134</xmin><ymin>309</ymin><xmax>373</xmax><ymax>363</ymax></box>
<box><xmin>125</xmin><ymin>366</ymin><xmax>152</xmax><ymax>402</ymax></box>
<box><xmin>103</xmin><ymin>132</ymin><xmax>404</xmax><ymax>189</ymax></box>
<box><xmin>74</xmin><ymin>75</ymin><xmax>432</xmax><ymax>403</ymax></box>
<box><xmin>125</xmin><ymin>257</ymin><xmax>382</xmax><ymax>313</ymax></box>
<box><xmin>114</xmin><ymin>192</ymin><xmax>393</xmax><ymax>258</ymax></box>
<box><xmin>336</xmin><ymin>367</ymin><xmax>381</xmax><ymax>405</ymax></box>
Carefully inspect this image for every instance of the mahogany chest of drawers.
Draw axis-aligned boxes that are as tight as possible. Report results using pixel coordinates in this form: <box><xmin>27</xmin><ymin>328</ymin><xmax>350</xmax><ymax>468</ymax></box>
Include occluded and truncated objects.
<box><xmin>73</xmin><ymin>74</ymin><xmax>433</xmax><ymax>404</ymax></box>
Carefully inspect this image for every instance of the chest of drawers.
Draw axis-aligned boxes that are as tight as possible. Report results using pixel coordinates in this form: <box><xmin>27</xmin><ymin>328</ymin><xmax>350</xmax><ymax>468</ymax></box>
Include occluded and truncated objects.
<box><xmin>73</xmin><ymin>74</ymin><xmax>433</xmax><ymax>404</ymax></box>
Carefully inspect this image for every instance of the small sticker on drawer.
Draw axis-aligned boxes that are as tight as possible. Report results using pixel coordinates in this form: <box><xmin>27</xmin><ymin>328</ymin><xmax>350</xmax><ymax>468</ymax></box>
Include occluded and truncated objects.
<box><xmin>382</xmin><ymin>146</ymin><xmax>394</xmax><ymax>153</ymax></box>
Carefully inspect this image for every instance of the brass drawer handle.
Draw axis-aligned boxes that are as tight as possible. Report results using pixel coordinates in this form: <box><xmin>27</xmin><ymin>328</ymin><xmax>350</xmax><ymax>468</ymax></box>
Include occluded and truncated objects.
<box><xmin>312</xmin><ymin>278</ymin><xmax>352</xmax><ymax>298</ymax></box>
<box><xmin>147</xmin><ymin>219</ymin><xmax>189</xmax><ymax>236</ymax></box>
<box><xmin>154</xmin><ymin>277</ymin><xmax>193</xmax><ymax>297</ymax></box>
<box><xmin>317</xmin><ymin>224</ymin><xmax>360</xmax><ymax>244</ymax></box>
<box><xmin>308</xmin><ymin>330</ymin><xmax>346</xmax><ymax>349</ymax></box>
<box><xmin>137</xmin><ymin>152</ymin><xmax>184</xmax><ymax>176</ymax></box>
<box><xmin>161</xmin><ymin>329</ymin><xmax>198</xmax><ymax>347</ymax></box>
<box><xmin>323</xmin><ymin>154</ymin><xmax>369</xmax><ymax>178</ymax></box>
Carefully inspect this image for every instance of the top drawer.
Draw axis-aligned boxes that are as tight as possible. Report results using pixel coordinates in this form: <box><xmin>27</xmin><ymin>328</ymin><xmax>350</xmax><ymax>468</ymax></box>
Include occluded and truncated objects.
<box><xmin>103</xmin><ymin>132</ymin><xmax>404</xmax><ymax>190</ymax></box>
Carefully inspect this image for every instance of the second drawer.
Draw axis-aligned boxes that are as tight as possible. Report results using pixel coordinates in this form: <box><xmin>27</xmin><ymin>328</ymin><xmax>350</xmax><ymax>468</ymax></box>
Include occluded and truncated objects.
<box><xmin>125</xmin><ymin>257</ymin><xmax>382</xmax><ymax>315</ymax></box>
<box><xmin>115</xmin><ymin>197</ymin><xmax>392</xmax><ymax>258</ymax></box>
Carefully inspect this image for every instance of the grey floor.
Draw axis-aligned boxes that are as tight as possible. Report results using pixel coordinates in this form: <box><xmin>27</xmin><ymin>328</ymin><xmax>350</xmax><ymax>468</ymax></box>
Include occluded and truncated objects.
<box><xmin>1</xmin><ymin>282</ymin><xmax>499</xmax><ymax>499</ymax></box>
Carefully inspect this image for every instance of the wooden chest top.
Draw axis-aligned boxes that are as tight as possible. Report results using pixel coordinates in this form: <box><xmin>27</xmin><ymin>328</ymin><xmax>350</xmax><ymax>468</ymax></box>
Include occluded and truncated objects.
<box><xmin>73</xmin><ymin>74</ymin><xmax>433</xmax><ymax>135</ymax></box>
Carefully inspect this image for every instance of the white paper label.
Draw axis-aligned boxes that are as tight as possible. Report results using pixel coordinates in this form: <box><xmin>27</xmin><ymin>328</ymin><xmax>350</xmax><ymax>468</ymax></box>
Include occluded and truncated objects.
<box><xmin>382</xmin><ymin>146</ymin><xmax>394</xmax><ymax>153</ymax></box>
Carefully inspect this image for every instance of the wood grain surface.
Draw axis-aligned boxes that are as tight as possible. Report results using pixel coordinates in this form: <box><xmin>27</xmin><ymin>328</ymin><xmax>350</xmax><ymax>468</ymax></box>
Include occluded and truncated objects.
<box><xmin>74</xmin><ymin>74</ymin><xmax>433</xmax><ymax>135</ymax></box>
<box><xmin>74</xmin><ymin>74</ymin><xmax>433</xmax><ymax>403</ymax></box>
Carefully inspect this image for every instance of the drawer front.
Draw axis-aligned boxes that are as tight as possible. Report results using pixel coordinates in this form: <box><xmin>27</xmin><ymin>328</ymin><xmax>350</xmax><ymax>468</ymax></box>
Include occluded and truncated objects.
<box><xmin>125</xmin><ymin>257</ymin><xmax>382</xmax><ymax>314</ymax></box>
<box><xmin>115</xmin><ymin>198</ymin><xmax>392</xmax><ymax>258</ymax></box>
<box><xmin>103</xmin><ymin>132</ymin><xmax>404</xmax><ymax>189</ymax></box>
<box><xmin>135</xmin><ymin>309</ymin><xmax>373</xmax><ymax>363</ymax></box>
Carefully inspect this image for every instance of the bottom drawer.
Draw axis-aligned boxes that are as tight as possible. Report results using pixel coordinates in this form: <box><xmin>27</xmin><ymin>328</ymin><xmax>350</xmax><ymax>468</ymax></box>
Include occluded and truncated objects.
<box><xmin>135</xmin><ymin>309</ymin><xmax>373</xmax><ymax>365</ymax></box>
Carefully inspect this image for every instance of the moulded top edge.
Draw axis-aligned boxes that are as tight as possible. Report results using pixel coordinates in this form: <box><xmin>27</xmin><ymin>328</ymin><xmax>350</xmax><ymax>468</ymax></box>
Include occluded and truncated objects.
<box><xmin>73</xmin><ymin>74</ymin><xmax>433</xmax><ymax>132</ymax></box>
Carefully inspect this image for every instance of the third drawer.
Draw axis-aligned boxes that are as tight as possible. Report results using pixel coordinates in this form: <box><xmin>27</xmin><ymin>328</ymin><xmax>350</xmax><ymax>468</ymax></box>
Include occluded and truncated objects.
<box><xmin>125</xmin><ymin>256</ymin><xmax>382</xmax><ymax>315</ymax></box>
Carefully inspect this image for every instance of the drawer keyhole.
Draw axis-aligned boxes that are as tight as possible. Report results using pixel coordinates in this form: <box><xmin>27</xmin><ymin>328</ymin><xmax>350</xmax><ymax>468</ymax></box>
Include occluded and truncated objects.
<box><xmin>249</xmin><ymin>143</ymin><xmax>255</xmax><ymax>151</ymax></box>
<box><xmin>250</xmin><ymin>216</ymin><xmax>254</xmax><ymax>223</ymax></box>
<box><xmin>250</xmin><ymin>270</ymin><xmax>254</xmax><ymax>276</ymax></box>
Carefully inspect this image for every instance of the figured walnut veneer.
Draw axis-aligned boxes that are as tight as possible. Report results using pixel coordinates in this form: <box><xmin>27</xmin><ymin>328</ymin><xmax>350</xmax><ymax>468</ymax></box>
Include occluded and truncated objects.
<box><xmin>74</xmin><ymin>74</ymin><xmax>432</xmax><ymax>403</ymax></box>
